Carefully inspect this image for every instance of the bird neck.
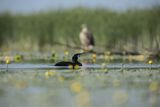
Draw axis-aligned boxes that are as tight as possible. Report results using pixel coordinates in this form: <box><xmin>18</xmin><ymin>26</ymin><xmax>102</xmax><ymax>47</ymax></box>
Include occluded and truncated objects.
<box><xmin>72</xmin><ymin>57</ymin><xmax>82</xmax><ymax>65</ymax></box>
<box><xmin>82</xmin><ymin>27</ymin><xmax>88</xmax><ymax>33</ymax></box>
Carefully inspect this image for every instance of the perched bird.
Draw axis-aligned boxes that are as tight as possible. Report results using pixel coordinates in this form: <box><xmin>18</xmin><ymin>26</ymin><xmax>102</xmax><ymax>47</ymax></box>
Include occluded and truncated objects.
<box><xmin>79</xmin><ymin>24</ymin><xmax>95</xmax><ymax>51</ymax></box>
<box><xmin>55</xmin><ymin>53</ymin><xmax>82</xmax><ymax>67</ymax></box>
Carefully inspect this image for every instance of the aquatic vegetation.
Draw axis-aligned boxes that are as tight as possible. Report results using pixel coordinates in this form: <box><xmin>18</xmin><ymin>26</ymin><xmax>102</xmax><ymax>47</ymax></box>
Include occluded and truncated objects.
<box><xmin>64</xmin><ymin>50</ymin><xmax>69</xmax><ymax>56</ymax></box>
<box><xmin>14</xmin><ymin>55</ymin><xmax>23</xmax><ymax>62</ymax></box>
<box><xmin>50</xmin><ymin>52</ymin><xmax>56</xmax><ymax>62</ymax></box>
<box><xmin>68</xmin><ymin>64</ymin><xmax>74</xmax><ymax>69</ymax></box>
<box><xmin>0</xmin><ymin>66</ymin><xmax>159</xmax><ymax>107</ymax></box>
<box><xmin>112</xmin><ymin>90</ymin><xmax>129</xmax><ymax>106</ymax></box>
<box><xmin>149</xmin><ymin>81</ymin><xmax>159</xmax><ymax>92</ymax></box>
<box><xmin>70</xmin><ymin>81</ymin><xmax>83</xmax><ymax>93</ymax></box>
<box><xmin>148</xmin><ymin>59</ymin><xmax>153</xmax><ymax>64</ymax></box>
<box><xmin>15</xmin><ymin>80</ymin><xmax>28</xmax><ymax>89</ymax></box>
<box><xmin>0</xmin><ymin>7</ymin><xmax>160</xmax><ymax>51</ymax></box>
<box><xmin>74</xmin><ymin>64</ymin><xmax>80</xmax><ymax>69</ymax></box>
<box><xmin>112</xmin><ymin>79</ymin><xmax>121</xmax><ymax>87</ymax></box>
<box><xmin>75</xmin><ymin>90</ymin><xmax>91</xmax><ymax>107</ymax></box>
<box><xmin>67</xmin><ymin>64</ymin><xmax>81</xmax><ymax>69</ymax></box>
<box><xmin>45</xmin><ymin>70</ymin><xmax>56</xmax><ymax>78</ymax></box>
<box><xmin>92</xmin><ymin>53</ymin><xmax>97</xmax><ymax>59</ymax></box>
<box><xmin>5</xmin><ymin>56</ymin><xmax>11</xmax><ymax>64</ymax></box>
<box><xmin>4</xmin><ymin>56</ymin><xmax>11</xmax><ymax>71</ymax></box>
<box><xmin>92</xmin><ymin>58</ymin><xmax>96</xmax><ymax>63</ymax></box>
<box><xmin>101</xmin><ymin>63</ymin><xmax>107</xmax><ymax>69</ymax></box>
<box><xmin>57</xmin><ymin>76</ymin><xmax>65</xmax><ymax>82</ymax></box>
<box><xmin>0</xmin><ymin>51</ymin><xmax>160</xmax><ymax>107</ymax></box>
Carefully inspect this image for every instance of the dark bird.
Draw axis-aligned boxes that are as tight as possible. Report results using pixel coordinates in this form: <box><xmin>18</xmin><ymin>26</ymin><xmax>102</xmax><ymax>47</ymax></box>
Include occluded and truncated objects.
<box><xmin>55</xmin><ymin>53</ymin><xmax>82</xmax><ymax>67</ymax></box>
<box><xmin>79</xmin><ymin>24</ymin><xmax>95</xmax><ymax>51</ymax></box>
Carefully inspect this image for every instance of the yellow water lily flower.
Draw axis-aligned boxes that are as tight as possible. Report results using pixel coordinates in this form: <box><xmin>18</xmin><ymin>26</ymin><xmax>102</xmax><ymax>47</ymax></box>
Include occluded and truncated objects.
<box><xmin>149</xmin><ymin>81</ymin><xmax>159</xmax><ymax>92</ymax></box>
<box><xmin>92</xmin><ymin>53</ymin><xmax>97</xmax><ymax>59</ymax></box>
<box><xmin>5</xmin><ymin>56</ymin><xmax>10</xmax><ymax>64</ymax></box>
<box><xmin>74</xmin><ymin>64</ymin><xmax>80</xmax><ymax>69</ymax></box>
<box><xmin>70</xmin><ymin>81</ymin><xmax>83</xmax><ymax>93</ymax></box>
<box><xmin>68</xmin><ymin>64</ymin><xmax>73</xmax><ymax>69</ymax></box>
<box><xmin>58</xmin><ymin>76</ymin><xmax>65</xmax><ymax>82</ymax></box>
<box><xmin>92</xmin><ymin>59</ymin><xmax>96</xmax><ymax>63</ymax></box>
<box><xmin>14</xmin><ymin>55</ymin><xmax>23</xmax><ymax>62</ymax></box>
<box><xmin>64</xmin><ymin>50</ymin><xmax>69</xmax><ymax>56</ymax></box>
<box><xmin>112</xmin><ymin>90</ymin><xmax>128</xmax><ymax>105</ymax></box>
<box><xmin>45</xmin><ymin>70</ymin><xmax>56</xmax><ymax>78</ymax></box>
<box><xmin>148</xmin><ymin>60</ymin><xmax>153</xmax><ymax>64</ymax></box>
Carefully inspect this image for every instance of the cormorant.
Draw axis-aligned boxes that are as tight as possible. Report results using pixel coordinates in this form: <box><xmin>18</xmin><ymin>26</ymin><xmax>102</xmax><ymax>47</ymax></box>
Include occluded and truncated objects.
<box><xmin>79</xmin><ymin>24</ymin><xmax>95</xmax><ymax>51</ymax></box>
<box><xmin>55</xmin><ymin>53</ymin><xmax>82</xmax><ymax>67</ymax></box>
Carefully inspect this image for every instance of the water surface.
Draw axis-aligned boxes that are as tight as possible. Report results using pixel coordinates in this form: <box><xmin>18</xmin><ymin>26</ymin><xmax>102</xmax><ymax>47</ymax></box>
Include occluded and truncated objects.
<box><xmin>0</xmin><ymin>62</ymin><xmax>159</xmax><ymax>107</ymax></box>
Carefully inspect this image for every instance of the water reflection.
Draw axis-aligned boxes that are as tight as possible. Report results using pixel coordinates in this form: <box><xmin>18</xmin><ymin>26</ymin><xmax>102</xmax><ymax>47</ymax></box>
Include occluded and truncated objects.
<box><xmin>0</xmin><ymin>63</ymin><xmax>160</xmax><ymax>70</ymax></box>
<box><xmin>0</xmin><ymin>64</ymin><xmax>159</xmax><ymax>107</ymax></box>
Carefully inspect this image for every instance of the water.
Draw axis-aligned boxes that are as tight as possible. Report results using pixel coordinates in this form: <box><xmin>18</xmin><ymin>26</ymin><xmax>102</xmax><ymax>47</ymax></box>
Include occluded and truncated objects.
<box><xmin>0</xmin><ymin>62</ymin><xmax>160</xmax><ymax>107</ymax></box>
<box><xmin>0</xmin><ymin>63</ymin><xmax>160</xmax><ymax>69</ymax></box>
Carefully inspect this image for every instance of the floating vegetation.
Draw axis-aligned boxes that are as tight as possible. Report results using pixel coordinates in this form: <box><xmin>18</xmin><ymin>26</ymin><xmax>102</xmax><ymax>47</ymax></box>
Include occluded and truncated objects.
<box><xmin>149</xmin><ymin>81</ymin><xmax>159</xmax><ymax>92</ymax></box>
<box><xmin>112</xmin><ymin>90</ymin><xmax>129</xmax><ymax>106</ymax></box>
<box><xmin>0</xmin><ymin>5</ymin><xmax>160</xmax><ymax>107</ymax></box>
<box><xmin>70</xmin><ymin>81</ymin><xmax>83</xmax><ymax>93</ymax></box>
<box><xmin>44</xmin><ymin>70</ymin><xmax>56</xmax><ymax>78</ymax></box>
<box><xmin>5</xmin><ymin>56</ymin><xmax>11</xmax><ymax>64</ymax></box>
<box><xmin>14</xmin><ymin>54</ymin><xmax>23</xmax><ymax>63</ymax></box>
<box><xmin>148</xmin><ymin>59</ymin><xmax>153</xmax><ymax>64</ymax></box>
<box><xmin>0</xmin><ymin>64</ymin><xmax>159</xmax><ymax>107</ymax></box>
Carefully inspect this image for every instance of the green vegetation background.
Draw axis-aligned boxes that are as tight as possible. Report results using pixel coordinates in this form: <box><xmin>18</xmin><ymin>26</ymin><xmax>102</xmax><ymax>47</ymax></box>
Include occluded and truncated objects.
<box><xmin>0</xmin><ymin>7</ymin><xmax>160</xmax><ymax>51</ymax></box>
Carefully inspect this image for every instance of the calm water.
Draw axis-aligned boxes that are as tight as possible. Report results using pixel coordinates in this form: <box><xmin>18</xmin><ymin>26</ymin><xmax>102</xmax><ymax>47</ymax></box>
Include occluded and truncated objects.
<box><xmin>0</xmin><ymin>63</ymin><xmax>160</xmax><ymax>69</ymax></box>
<box><xmin>0</xmin><ymin>62</ymin><xmax>159</xmax><ymax>107</ymax></box>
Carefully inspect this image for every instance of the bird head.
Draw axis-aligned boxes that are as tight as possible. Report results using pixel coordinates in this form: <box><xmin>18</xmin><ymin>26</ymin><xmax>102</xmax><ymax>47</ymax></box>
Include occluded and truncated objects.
<box><xmin>72</xmin><ymin>53</ymin><xmax>85</xmax><ymax>63</ymax></box>
<box><xmin>81</xmin><ymin>24</ymin><xmax>89</xmax><ymax>32</ymax></box>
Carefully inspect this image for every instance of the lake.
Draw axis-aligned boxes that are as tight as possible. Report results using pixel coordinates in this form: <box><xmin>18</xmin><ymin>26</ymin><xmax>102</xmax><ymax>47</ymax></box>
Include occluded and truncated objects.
<box><xmin>0</xmin><ymin>53</ymin><xmax>159</xmax><ymax>107</ymax></box>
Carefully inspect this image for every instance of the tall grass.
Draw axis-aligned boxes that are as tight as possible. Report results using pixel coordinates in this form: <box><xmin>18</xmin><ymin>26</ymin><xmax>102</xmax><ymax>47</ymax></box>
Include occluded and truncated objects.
<box><xmin>0</xmin><ymin>7</ymin><xmax>160</xmax><ymax>51</ymax></box>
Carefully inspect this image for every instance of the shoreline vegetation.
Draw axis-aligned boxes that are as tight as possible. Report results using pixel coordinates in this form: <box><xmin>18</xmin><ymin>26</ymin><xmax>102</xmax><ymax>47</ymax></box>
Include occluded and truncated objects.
<box><xmin>0</xmin><ymin>7</ymin><xmax>160</xmax><ymax>55</ymax></box>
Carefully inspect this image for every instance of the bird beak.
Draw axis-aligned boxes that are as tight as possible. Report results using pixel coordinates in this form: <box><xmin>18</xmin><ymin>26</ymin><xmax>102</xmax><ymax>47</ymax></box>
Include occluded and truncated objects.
<box><xmin>78</xmin><ymin>53</ymin><xmax>85</xmax><ymax>56</ymax></box>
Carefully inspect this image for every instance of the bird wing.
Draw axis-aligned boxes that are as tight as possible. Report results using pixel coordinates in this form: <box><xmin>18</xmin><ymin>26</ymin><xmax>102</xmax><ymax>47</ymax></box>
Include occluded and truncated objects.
<box><xmin>86</xmin><ymin>32</ymin><xmax>95</xmax><ymax>46</ymax></box>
